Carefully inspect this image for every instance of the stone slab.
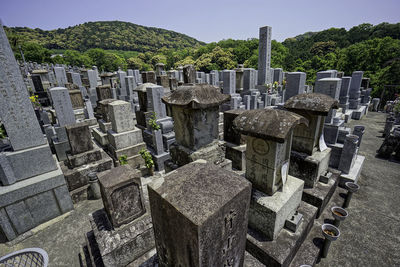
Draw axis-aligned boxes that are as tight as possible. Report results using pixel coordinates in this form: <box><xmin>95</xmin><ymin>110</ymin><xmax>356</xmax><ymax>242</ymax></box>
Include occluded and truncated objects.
<box><xmin>0</xmin><ymin>143</ymin><xmax>57</xmax><ymax>185</ymax></box>
<box><xmin>66</xmin><ymin>148</ymin><xmax>103</xmax><ymax>169</ymax></box>
<box><xmin>61</xmin><ymin>152</ymin><xmax>113</xmax><ymax>192</ymax></box>
<box><xmin>0</xmin><ymin>160</ymin><xmax>65</xmax><ymax>207</ymax></box>
<box><xmin>351</xmin><ymin>106</ymin><xmax>366</xmax><ymax>120</ymax></box>
<box><xmin>302</xmin><ymin>169</ymin><xmax>340</xmax><ymax>218</ymax></box>
<box><xmin>248</xmin><ymin>175</ymin><xmax>304</xmax><ymax>241</ymax></box>
<box><xmin>339</xmin><ymin>155</ymin><xmax>365</xmax><ymax>187</ymax></box>
<box><xmin>225</xmin><ymin>142</ymin><xmax>246</xmax><ymax>171</ymax></box>
<box><xmin>92</xmin><ymin>128</ymin><xmax>109</xmax><ymax>147</ymax></box>
<box><xmin>107</xmin><ymin>128</ymin><xmax>143</xmax><ymax>150</ymax></box>
<box><xmin>246</xmin><ymin>201</ymin><xmax>318</xmax><ymax>267</ymax></box>
<box><xmin>289</xmin><ymin>148</ymin><xmax>331</xmax><ymax>188</ymax></box>
<box><xmin>89</xmin><ymin>209</ymin><xmax>155</xmax><ymax>267</ymax></box>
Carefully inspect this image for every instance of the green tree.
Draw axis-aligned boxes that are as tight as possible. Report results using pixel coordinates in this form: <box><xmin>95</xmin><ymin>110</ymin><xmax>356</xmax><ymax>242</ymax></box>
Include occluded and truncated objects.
<box><xmin>21</xmin><ymin>42</ymin><xmax>51</xmax><ymax>63</ymax></box>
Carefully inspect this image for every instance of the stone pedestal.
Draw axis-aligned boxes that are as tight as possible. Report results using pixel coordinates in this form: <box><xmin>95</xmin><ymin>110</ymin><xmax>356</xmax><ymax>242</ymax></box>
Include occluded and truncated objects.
<box><xmin>148</xmin><ymin>161</ymin><xmax>251</xmax><ymax>267</ymax></box>
<box><xmin>289</xmin><ymin>148</ymin><xmax>331</xmax><ymax>188</ymax></box>
<box><xmin>0</xmin><ymin>22</ymin><xmax>73</xmax><ymax>241</ymax></box>
<box><xmin>246</xmin><ymin>201</ymin><xmax>317</xmax><ymax>267</ymax></box>
<box><xmin>0</xmin><ymin>161</ymin><xmax>73</xmax><ymax>241</ymax></box>
<box><xmin>248</xmin><ymin>175</ymin><xmax>304</xmax><ymax>241</ymax></box>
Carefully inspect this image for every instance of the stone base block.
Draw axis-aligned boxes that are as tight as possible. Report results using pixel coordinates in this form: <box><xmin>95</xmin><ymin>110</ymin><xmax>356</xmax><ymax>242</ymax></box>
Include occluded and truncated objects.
<box><xmin>92</xmin><ymin>128</ymin><xmax>108</xmax><ymax>147</ymax></box>
<box><xmin>351</xmin><ymin>106</ymin><xmax>366</xmax><ymax>120</ymax></box>
<box><xmin>225</xmin><ymin>142</ymin><xmax>246</xmax><ymax>170</ymax></box>
<box><xmin>0</xmin><ymin>162</ymin><xmax>73</xmax><ymax>241</ymax></box>
<box><xmin>107</xmin><ymin>128</ymin><xmax>143</xmax><ymax>150</ymax></box>
<box><xmin>337</xmin><ymin>127</ymin><xmax>351</xmax><ymax>144</ymax></box>
<box><xmin>86</xmin><ymin>209</ymin><xmax>155</xmax><ymax>267</ymax></box>
<box><xmin>344</xmin><ymin>110</ymin><xmax>353</xmax><ymax>123</ymax></box>
<box><xmin>53</xmin><ymin>139</ymin><xmax>71</xmax><ymax>162</ymax></box>
<box><xmin>108</xmin><ymin>142</ymin><xmax>146</xmax><ymax>159</ymax></box>
<box><xmin>248</xmin><ymin>175</ymin><xmax>304</xmax><ymax>241</ymax></box>
<box><xmin>126</xmin><ymin>155</ymin><xmax>146</xmax><ymax>169</ymax></box>
<box><xmin>66</xmin><ymin>148</ymin><xmax>102</xmax><ymax>169</ymax></box>
<box><xmin>302</xmin><ymin>168</ymin><xmax>340</xmax><ymax>218</ymax></box>
<box><xmin>61</xmin><ymin>151</ymin><xmax>113</xmax><ymax>193</ymax></box>
<box><xmin>169</xmin><ymin>140</ymin><xmax>226</xmax><ymax>167</ymax></box>
<box><xmin>327</xmin><ymin>143</ymin><xmax>343</xmax><ymax>168</ymax></box>
<box><xmin>99</xmin><ymin>119</ymin><xmax>112</xmax><ymax>132</ymax></box>
<box><xmin>246</xmin><ymin>201</ymin><xmax>318</xmax><ymax>267</ymax></box>
<box><xmin>162</xmin><ymin>131</ymin><xmax>176</xmax><ymax>152</ymax></box>
<box><xmin>289</xmin><ymin>148</ymin><xmax>331</xmax><ymax>188</ymax></box>
<box><xmin>339</xmin><ymin>155</ymin><xmax>365</xmax><ymax>187</ymax></box>
<box><xmin>150</xmin><ymin>150</ymin><xmax>170</xmax><ymax>171</ymax></box>
<box><xmin>0</xmin><ymin>144</ymin><xmax>57</xmax><ymax>185</ymax></box>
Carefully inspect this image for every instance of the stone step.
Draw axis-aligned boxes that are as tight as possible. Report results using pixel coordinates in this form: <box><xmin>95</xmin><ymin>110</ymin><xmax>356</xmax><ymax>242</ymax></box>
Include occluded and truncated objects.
<box><xmin>246</xmin><ymin>201</ymin><xmax>318</xmax><ymax>267</ymax></box>
<box><xmin>289</xmin><ymin>183</ymin><xmax>348</xmax><ymax>267</ymax></box>
<box><xmin>302</xmin><ymin>168</ymin><xmax>340</xmax><ymax>218</ymax></box>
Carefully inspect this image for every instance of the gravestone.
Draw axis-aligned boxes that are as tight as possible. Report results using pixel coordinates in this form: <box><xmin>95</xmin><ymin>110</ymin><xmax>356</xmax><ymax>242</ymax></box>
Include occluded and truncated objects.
<box><xmin>85</xmin><ymin>165</ymin><xmax>155</xmax><ymax>266</ymax></box>
<box><xmin>233</xmin><ymin>109</ymin><xmax>306</xmax><ymax>240</ymax></box>
<box><xmin>148</xmin><ymin>161</ymin><xmax>251</xmax><ymax>267</ymax></box>
<box><xmin>284</xmin><ymin>93</ymin><xmax>338</xmax><ymax>188</ymax></box>
<box><xmin>257</xmin><ymin>26</ymin><xmax>272</xmax><ymax>85</ymax></box>
<box><xmin>50</xmin><ymin>87</ymin><xmax>76</xmax><ymax>126</ymax></box>
<box><xmin>99</xmin><ymin>165</ymin><xmax>146</xmax><ymax>228</ymax></box>
<box><xmin>284</xmin><ymin>72</ymin><xmax>306</xmax><ymax>101</ymax></box>
<box><xmin>54</xmin><ymin>67</ymin><xmax>67</xmax><ymax>87</ymax></box>
<box><xmin>0</xmin><ymin>21</ymin><xmax>73</xmax><ymax>241</ymax></box>
<box><xmin>162</xmin><ymin>84</ymin><xmax>231</xmax><ymax>168</ymax></box>
<box><xmin>314</xmin><ymin>78</ymin><xmax>341</xmax><ymax>100</ymax></box>
<box><xmin>107</xmin><ymin>100</ymin><xmax>146</xmax><ymax>169</ymax></box>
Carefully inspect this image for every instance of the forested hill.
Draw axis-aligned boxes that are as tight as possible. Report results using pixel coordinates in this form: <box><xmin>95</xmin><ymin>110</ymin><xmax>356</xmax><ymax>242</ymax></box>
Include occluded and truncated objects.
<box><xmin>4</xmin><ymin>21</ymin><xmax>205</xmax><ymax>52</ymax></box>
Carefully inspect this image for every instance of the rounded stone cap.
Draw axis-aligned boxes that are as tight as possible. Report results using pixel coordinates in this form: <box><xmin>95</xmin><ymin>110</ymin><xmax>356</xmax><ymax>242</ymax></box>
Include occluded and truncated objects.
<box><xmin>284</xmin><ymin>93</ymin><xmax>339</xmax><ymax>116</ymax></box>
<box><xmin>232</xmin><ymin>109</ymin><xmax>308</xmax><ymax>143</ymax></box>
<box><xmin>133</xmin><ymin>82</ymin><xmax>158</xmax><ymax>92</ymax></box>
<box><xmin>161</xmin><ymin>84</ymin><xmax>230</xmax><ymax>109</ymax></box>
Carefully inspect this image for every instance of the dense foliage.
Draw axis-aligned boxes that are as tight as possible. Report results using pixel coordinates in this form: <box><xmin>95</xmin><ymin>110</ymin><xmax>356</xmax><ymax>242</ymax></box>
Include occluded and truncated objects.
<box><xmin>6</xmin><ymin>21</ymin><xmax>400</xmax><ymax>99</ymax></box>
<box><xmin>5</xmin><ymin>21</ymin><xmax>204</xmax><ymax>52</ymax></box>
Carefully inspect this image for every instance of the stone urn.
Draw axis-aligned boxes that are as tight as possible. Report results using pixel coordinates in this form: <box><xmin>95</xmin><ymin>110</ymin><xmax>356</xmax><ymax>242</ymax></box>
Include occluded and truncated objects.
<box><xmin>331</xmin><ymin>206</ymin><xmax>348</xmax><ymax>227</ymax></box>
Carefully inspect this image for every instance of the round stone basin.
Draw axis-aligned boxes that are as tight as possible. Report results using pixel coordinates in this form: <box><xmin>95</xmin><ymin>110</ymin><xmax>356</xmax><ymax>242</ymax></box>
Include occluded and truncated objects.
<box><xmin>345</xmin><ymin>182</ymin><xmax>360</xmax><ymax>193</ymax></box>
<box><xmin>322</xmin><ymin>223</ymin><xmax>340</xmax><ymax>241</ymax></box>
<box><xmin>331</xmin><ymin>206</ymin><xmax>348</xmax><ymax>221</ymax></box>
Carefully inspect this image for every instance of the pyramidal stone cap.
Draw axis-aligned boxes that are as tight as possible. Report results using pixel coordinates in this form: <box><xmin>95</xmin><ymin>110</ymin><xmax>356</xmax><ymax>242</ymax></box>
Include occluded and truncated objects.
<box><xmin>161</xmin><ymin>84</ymin><xmax>230</xmax><ymax>109</ymax></box>
<box><xmin>284</xmin><ymin>93</ymin><xmax>339</xmax><ymax>116</ymax></box>
<box><xmin>233</xmin><ymin>109</ymin><xmax>308</xmax><ymax>143</ymax></box>
<box><xmin>133</xmin><ymin>82</ymin><xmax>158</xmax><ymax>92</ymax></box>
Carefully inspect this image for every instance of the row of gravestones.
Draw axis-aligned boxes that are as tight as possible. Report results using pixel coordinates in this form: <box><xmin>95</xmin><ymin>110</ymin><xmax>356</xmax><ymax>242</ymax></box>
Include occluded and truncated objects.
<box><xmin>81</xmin><ymin>83</ymin><xmax>366</xmax><ymax>266</ymax></box>
<box><xmin>2</xmin><ymin>20</ymin><xmax>365</xmax><ymax>267</ymax></box>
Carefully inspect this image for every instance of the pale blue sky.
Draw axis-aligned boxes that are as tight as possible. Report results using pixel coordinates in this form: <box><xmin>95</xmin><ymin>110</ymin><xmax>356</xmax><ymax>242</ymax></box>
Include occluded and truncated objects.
<box><xmin>1</xmin><ymin>0</ymin><xmax>399</xmax><ymax>42</ymax></box>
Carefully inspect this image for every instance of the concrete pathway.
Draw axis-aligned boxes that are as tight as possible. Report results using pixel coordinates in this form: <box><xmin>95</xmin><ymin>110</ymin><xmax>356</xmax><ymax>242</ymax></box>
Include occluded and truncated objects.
<box><xmin>318</xmin><ymin>111</ymin><xmax>400</xmax><ymax>266</ymax></box>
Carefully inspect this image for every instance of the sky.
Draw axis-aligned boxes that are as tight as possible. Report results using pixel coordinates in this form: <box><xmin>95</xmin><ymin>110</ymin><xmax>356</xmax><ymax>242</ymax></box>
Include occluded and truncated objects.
<box><xmin>1</xmin><ymin>0</ymin><xmax>399</xmax><ymax>43</ymax></box>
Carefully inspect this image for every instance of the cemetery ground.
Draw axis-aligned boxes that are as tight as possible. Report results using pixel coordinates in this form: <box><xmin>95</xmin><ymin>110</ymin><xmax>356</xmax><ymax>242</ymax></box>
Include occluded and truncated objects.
<box><xmin>0</xmin><ymin>111</ymin><xmax>399</xmax><ymax>266</ymax></box>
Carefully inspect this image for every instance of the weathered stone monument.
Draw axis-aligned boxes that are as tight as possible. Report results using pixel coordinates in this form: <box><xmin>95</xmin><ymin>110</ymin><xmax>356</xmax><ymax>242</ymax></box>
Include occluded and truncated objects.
<box><xmin>59</xmin><ymin>122</ymin><xmax>113</xmax><ymax>203</ymax></box>
<box><xmin>257</xmin><ymin>26</ymin><xmax>272</xmax><ymax>85</ymax></box>
<box><xmin>223</xmin><ymin>109</ymin><xmax>247</xmax><ymax>170</ymax></box>
<box><xmin>134</xmin><ymin>83</ymin><xmax>175</xmax><ymax>154</ymax></box>
<box><xmin>0</xmin><ymin>22</ymin><xmax>73</xmax><ymax>241</ymax></box>
<box><xmin>284</xmin><ymin>72</ymin><xmax>306</xmax><ymax>102</ymax></box>
<box><xmin>162</xmin><ymin>84</ymin><xmax>232</xmax><ymax>169</ymax></box>
<box><xmin>148</xmin><ymin>160</ymin><xmax>251</xmax><ymax>267</ymax></box>
<box><xmin>106</xmin><ymin>100</ymin><xmax>146</xmax><ymax>169</ymax></box>
<box><xmin>284</xmin><ymin>93</ymin><xmax>341</xmax><ymax>216</ymax></box>
<box><xmin>85</xmin><ymin>165</ymin><xmax>155</xmax><ymax>266</ymax></box>
<box><xmin>233</xmin><ymin>109</ymin><xmax>318</xmax><ymax>266</ymax></box>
